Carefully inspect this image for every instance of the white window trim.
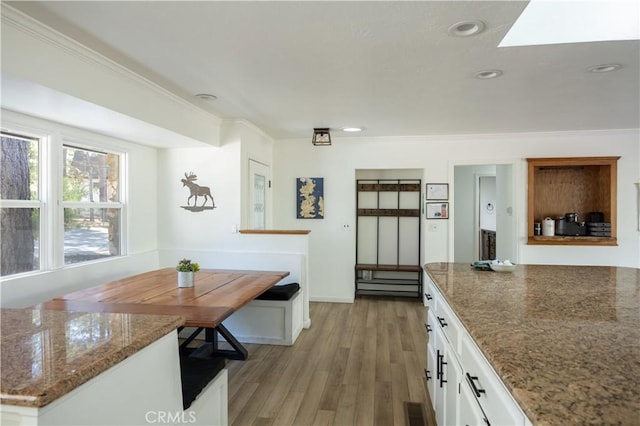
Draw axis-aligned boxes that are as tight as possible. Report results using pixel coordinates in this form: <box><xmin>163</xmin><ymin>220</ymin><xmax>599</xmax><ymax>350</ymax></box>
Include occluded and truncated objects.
<box><xmin>1</xmin><ymin>111</ymin><xmax>129</xmax><ymax>277</ymax></box>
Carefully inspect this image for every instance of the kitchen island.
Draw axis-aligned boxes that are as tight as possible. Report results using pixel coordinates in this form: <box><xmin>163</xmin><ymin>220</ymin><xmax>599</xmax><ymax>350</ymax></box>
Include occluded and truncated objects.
<box><xmin>0</xmin><ymin>308</ymin><xmax>221</xmax><ymax>425</ymax></box>
<box><xmin>424</xmin><ymin>263</ymin><xmax>639</xmax><ymax>425</ymax></box>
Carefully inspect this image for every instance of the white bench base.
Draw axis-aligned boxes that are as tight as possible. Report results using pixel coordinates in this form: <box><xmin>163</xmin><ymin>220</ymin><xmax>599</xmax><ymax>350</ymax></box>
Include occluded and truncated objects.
<box><xmin>179</xmin><ymin>290</ymin><xmax>303</xmax><ymax>347</ymax></box>
<box><xmin>222</xmin><ymin>290</ymin><xmax>303</xmax><ymax>346</ymax></box>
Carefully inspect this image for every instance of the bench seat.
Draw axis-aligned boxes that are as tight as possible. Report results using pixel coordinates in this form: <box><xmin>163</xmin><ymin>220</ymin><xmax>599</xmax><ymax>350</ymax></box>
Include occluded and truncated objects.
<box><xmin>221</xmin><ymin>288</ymin><xmax>303</xmax><ymax>346</ymax></box>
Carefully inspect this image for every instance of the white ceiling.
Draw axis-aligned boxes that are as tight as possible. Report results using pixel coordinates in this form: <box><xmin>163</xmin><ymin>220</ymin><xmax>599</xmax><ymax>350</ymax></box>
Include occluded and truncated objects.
<box><xmin>7</xmin><ymin>1</ymin><xmax>640</xmax><ymax>140</ymax></box>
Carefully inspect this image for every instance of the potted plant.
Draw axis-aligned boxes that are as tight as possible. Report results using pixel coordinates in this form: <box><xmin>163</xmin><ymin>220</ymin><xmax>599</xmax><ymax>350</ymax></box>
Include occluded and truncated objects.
<box><xmin>176</xmin><ymin>258</ymin><xmax>200</xmax><ymax>288</ymax></box>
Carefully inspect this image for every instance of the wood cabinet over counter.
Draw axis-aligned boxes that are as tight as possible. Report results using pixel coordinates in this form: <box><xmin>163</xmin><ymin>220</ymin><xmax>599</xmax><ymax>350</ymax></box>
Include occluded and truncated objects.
<box><xmin>527</xmin><ymin>156</ymin><xmax>619</xmax><ymax>246</ymax></box>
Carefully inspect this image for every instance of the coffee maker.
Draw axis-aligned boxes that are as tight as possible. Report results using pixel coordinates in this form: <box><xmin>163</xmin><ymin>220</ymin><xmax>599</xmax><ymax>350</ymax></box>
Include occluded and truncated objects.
<box><xmin>555</xmin><ymin>213</ymin><xmax>587</xmax><ymax>236</ymax></box>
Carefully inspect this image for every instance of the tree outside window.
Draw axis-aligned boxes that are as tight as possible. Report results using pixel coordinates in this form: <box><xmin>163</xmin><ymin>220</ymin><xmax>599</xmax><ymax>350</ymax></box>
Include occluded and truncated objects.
<box><xmin>63</xmin><ymin>145</ymin><xmax>121</xmax><ymax>265</ymax></box>
<box><xmin>0</xmin><ymin>133</ymin><xmax>40</xmax><ymax>276</ymax></box>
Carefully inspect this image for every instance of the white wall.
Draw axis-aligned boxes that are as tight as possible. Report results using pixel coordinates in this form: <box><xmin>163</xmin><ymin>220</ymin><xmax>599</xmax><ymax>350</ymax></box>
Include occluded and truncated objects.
<box><xmin>156</xmin><ymin>143</ymin><xmax>241</xmax><ymax>253</ymax></box>
<box><xmin>272</xmin><ymin>130</ymin><xmax>640</xmax><ymax>302</ymax></box>
<box><xmin>155</xmin><ymin>120</ymin><xmax>274</xmax><ymax>264</ymax></box>
<box><xmin>480</xmin><ymin>176</ymin><xmax>497</xmax><ymax>232</ymax></box>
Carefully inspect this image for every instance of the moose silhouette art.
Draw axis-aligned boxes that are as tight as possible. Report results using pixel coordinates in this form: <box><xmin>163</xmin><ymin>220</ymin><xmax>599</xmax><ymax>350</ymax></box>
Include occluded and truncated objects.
<box><xmin>180</xmin><ymin>172</ymin><xmax>216</xmax><ymax>209</ymax></box>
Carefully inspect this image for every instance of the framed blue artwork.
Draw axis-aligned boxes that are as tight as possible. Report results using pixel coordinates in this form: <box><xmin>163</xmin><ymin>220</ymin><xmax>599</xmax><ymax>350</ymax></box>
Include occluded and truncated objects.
<box><xmin>296</xmin><ymin>177</ymin><xmax>324</xmax><ymax>219</ymax></box>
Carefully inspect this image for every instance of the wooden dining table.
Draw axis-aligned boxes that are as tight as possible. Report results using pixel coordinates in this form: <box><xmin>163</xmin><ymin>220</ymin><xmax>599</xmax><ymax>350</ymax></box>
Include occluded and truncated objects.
<box><xmin>37</xmin><ymin>268</ymin><xmax>290</xmax><ymax>360</ymax></box>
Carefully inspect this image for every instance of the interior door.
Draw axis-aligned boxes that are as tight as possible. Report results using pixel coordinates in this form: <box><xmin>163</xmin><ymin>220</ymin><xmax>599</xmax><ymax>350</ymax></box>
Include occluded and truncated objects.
<box><xmin>249</xmin><ymin>160</ymin><xmax>270</xmax><ymax>230</ymax></box>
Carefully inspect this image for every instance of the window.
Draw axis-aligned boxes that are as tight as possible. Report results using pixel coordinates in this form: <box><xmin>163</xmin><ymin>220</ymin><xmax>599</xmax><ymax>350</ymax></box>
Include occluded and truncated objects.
<box><xmin>0</xmin><ymin>126</ymin><xmax>125</xmax><ymax>278</ymax></box>
<box><xmin>63</xmin><ymin>145</ymin><xmax>122</xmax><ymax>264</ymax></box>
<box><xmin>0</xmin><ymin>132</ymin><xmax>41</xmax><ymax>276</ymax></box>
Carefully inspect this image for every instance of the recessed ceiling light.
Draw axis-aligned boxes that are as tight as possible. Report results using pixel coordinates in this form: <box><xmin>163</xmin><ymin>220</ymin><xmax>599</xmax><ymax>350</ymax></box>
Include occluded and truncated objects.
<box><xmin>448</xmin><ymin>20</ymin><xmax>486</xmax><ymax>37</ymax></box>
<box><xmin>587</xmin><ymin>64</ymin><xmax>622</xmax><ymax>73</ymax></box>
<box><xmin>473</xmin><ymin>70</ymin><xmax>503</xmax><ymax>79</ymax></box>
<box><xmin>342</xmin><ymin>127</ymin><xmax>362</xmax><ymax>132</ymax></box>
<box><xmin>195</xmin><ymin>93</ymin><xmax>217</xmax><ymax>101</ymax></box>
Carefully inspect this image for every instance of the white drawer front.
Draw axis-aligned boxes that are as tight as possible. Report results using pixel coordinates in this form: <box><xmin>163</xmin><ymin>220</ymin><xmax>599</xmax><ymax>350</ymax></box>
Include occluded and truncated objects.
<box><xmin>424</xmin><ymin>277</ymin><xmax>437</xmax><ymax>311</ymax></box>
<box><xmin>461</xmin><ymin>334</ymin><xmax>525</xmax><ymax>426</ymax></box>
<box><xmin>435</xmin><ymin>293</ymin><xmax>462</xmax><ymax>357</ymax></box>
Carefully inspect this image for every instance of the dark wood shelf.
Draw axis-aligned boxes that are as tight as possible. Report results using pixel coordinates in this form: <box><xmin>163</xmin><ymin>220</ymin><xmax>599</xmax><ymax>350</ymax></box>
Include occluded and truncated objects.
<box><xmin>357</xmin><ymin>183</ymin><xmax>421</xmax><ymax>192</ymax></box>
<box><xmin>357</xmin><ymin>208</ymin><xmax>420</xmax><ymax>217</ymax></box>
<box><xmin>355</xmin><ymin>264</ymin><xmax>423</xmax><ymax>272</ymax></box>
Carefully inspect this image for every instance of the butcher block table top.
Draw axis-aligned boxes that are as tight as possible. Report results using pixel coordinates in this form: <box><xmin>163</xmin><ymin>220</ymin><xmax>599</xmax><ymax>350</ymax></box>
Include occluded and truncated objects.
<box><xmin>37</xmin><ymin>268</ymin><xmax>290</xmax><ymax>328</ymax></box>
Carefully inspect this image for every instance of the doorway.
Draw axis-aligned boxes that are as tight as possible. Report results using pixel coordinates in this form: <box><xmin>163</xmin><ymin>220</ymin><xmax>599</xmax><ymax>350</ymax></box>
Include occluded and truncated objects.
<box><xmin>248</xmin><ymin>159</ymin><xmax>270</xmax><ymax>229</ymax></box>
<box><xmin>453</xmin><ymin>164</ymin><xmax>517</xmax><ymax>263</ymax></box>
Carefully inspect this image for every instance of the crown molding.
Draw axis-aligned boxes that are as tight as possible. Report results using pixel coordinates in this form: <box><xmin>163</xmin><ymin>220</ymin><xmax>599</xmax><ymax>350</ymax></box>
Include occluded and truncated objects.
<box><xmin>1</xmin><ymin>3</ymin><xmax>221</xmax><ymax>126</ymax></box>
<box><xmin>229</xmin><ymin>119</ymin><xmax>275</xmax><ymax>143</ymax></box>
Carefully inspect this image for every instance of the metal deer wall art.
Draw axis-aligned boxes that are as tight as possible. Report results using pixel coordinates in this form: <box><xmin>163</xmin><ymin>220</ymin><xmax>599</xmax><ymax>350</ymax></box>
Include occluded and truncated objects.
<box><xmin>180</xmin><ymin>172</ymin><xmax>216</xmax><ymax>212</ymax></box>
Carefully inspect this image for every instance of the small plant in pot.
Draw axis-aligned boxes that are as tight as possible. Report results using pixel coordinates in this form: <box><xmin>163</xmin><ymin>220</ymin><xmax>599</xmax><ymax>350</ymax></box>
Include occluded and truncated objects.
<box><xmin>176</xmin><ymin>258</ymin><xmax>200</xmax><ymax>288</ymax></box>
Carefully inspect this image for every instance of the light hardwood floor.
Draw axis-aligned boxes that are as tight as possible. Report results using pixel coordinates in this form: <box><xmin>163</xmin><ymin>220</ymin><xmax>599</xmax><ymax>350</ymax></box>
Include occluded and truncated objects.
<box><xmin>225</xmin><ymin>296</ymin><xmax>435</xmax><ymax>426</ymax></box>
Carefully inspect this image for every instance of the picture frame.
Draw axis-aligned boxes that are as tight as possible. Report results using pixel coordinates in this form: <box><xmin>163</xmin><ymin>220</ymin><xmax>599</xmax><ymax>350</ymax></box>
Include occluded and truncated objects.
<box><xmin>425</xmin><ymin>183</ymin><xmax>449</xmax><ymax>200</ymax></box>
<box><xmin>296</xmin><ymin>177</ymin><xmax>325</xmax><ymax>219</ymax></box>
<box><xmin>426</xmin><ymin>202</ymin><xmax>449</xmax><ymax>219</ymax></box>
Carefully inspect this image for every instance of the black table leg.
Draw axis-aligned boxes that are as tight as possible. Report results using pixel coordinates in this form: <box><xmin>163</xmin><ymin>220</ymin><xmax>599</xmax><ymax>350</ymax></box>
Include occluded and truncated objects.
<box><xmin>205</xmin><ymin>324</ymin><xmax>248</xmax><ymax>360</ymax></box>
<box><xmin>182</xmin><ymin>324</ymin><xmax>249</xmax><ymax>361</ymax></box>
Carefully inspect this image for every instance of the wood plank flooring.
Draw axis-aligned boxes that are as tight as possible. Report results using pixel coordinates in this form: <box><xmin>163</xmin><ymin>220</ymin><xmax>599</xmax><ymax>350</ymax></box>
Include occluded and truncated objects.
<box><xmin>225</xmin><ymin>296</ymin><xmax>436</xmax><ymax>426</ymax></box>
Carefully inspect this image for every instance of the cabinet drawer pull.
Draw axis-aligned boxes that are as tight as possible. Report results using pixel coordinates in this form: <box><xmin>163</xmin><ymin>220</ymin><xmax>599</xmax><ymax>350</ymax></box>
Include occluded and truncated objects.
<box><xmin>466</xmin><ymin>373</ymin><xmax>486</xmax><ymax>398</ymax></box>
<box><xmin>437</xmin><ymin>316</ymin><xmax>448</xmax><ymax>327</ymax></box>
<box><xmin>424</xmin><ymin>323</ymin><xmax>432</xmax><ymax>333</ymax></box>
<box><xmin>438</xmin><ymin>352</ymin><xmax>447</xmax><ymax>387</ymax></box>
<box><xmin>425</xmin><ymin>293</ymin><xmax>433</xmax><ymax>300</ymax></box>
<box><xmin>424</xmin><ymin>369</ymin><xmax>432</xmax><ymax>381</ymax></box>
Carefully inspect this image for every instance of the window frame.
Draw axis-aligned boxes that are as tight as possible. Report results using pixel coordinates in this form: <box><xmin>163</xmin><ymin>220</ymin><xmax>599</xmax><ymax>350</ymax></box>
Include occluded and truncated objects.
<box><xmin>1</xmin><ymin>113</ymin><xmax>128</xmax><ymax>278</ymax></box>
<box><xmin>58</xmin><ymin>139</ymin><xmax>126</xmax><ymax>266</ymax></box>
<box><xmin>0</xmin><ymin>130</ymin><xmax>46</xmax><ymax>275</ymax></box>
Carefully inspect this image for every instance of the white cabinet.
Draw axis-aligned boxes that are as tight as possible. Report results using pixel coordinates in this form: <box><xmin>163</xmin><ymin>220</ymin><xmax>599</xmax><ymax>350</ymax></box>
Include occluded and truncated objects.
<box><xmin>443</xmin><ymin>348</ymin><xmax>463</xmax><ymax>425</ymax></box>
<box><xmin>0</xmin><ymin>332</ymin><xmax>228</xmax><ymax>426</ymax></box>
<box><xmin>426</xmin><ymin>310</ymin><xmax>437</xmax><ymax>411</ymax></box>
<box><xmin>426</xmin><ymin>279</ymin><xmax>462</xmax><ymax>426</ymax></box>
<box><xmin>461</xmin><ymin>334</ymin><xmax>524</xmax><ymax>426</ymax></box>
<box><xmin>425</xmin><ymin>277</ymin><xmax>529</xmax><ymax>426</ymax></box>
<box><xmin>459</xmin><ymin>375</ymin><xmax>489</xmax><ymax>426</ymax></box>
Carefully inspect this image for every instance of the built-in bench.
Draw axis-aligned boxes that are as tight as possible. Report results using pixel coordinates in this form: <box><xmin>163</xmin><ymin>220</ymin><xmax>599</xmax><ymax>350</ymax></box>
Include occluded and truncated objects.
<box><xmin>221</xmin><ymin>283</ymin><xmax>303</xmax><ymax>346</ymax></box>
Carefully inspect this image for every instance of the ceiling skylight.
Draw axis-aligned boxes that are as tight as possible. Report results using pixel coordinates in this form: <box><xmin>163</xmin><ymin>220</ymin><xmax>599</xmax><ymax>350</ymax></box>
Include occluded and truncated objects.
<box><xmin>500</xmin><ymin>0</ymin><xmax>640</xmax><ymax>47</ymax></box>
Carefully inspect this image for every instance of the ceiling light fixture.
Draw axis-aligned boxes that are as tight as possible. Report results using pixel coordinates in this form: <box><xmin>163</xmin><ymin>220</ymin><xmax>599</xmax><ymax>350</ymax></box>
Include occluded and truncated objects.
<box><xmin>587</xmin><ymin>64</ymin><xmax>622</xmax><ymax>73</ymax></box>
<box><xmin>312</xmin><ymin>128</ymin><xmax>331</xmax><ymax>146</ymax></box>
<box><xmin>473</xmin><ymin>69</ymin><xmax>503</xmax><ymax>79</ymax></box>
<box><xmin>195</xmin><ymin>93</ymin><xmax>217</xmax><ymax>101</ymax></box>
<box><xmin>448</xmin><ymin>20</ymin><xmax>486</xmax><ymax>37</ymax></box>
<box><xmin>342</xmin><ymin>127</ymin><xmax>362</xmax><ymax>132</ymax></box>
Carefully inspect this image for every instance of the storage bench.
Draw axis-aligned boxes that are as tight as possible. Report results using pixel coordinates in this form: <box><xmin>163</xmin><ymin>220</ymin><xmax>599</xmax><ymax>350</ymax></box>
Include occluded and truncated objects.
<box><xmin>222</xmin><ymin>286</ymin><xmax>303</xmax><ymax>345</ymax></box>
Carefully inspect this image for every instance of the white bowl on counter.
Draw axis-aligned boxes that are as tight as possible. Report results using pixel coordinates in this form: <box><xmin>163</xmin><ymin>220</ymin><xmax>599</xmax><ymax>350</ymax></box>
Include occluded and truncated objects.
<box><xmin>489</xmin><ymin>263</ymin><xmax>517</xmax><ymax>272</ymax></box>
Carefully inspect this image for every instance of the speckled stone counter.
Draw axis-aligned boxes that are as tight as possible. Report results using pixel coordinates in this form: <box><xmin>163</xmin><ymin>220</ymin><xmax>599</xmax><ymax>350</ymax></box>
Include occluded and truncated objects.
<box><xmin>424</xmin><ymin>263</ymin><xmax>640</xmax><ymax>425</ymax></box>
<box><xmin>1</xmin><ymin>309</ymin><xmax>184</xmax><ymax>407</ymax></box>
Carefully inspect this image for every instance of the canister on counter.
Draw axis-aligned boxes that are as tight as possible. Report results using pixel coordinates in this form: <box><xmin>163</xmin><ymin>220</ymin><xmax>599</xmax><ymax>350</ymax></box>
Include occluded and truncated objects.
<box><xmin>534</xmin><ymin>223</ymin><xmax>542</xmax><ymax>235</ymax></box>
<box><xmin>542</xmin><ymin>217</ymin><xmax>555</xmax><ymax>236</ymax></box>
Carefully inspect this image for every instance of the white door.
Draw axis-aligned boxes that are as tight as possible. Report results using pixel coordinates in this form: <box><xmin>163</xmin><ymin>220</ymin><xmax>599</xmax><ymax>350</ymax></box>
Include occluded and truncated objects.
<box><xmin>249</xmin><ymin>160</ymin><xmax>270</xmax><ymax>229</ymax></box>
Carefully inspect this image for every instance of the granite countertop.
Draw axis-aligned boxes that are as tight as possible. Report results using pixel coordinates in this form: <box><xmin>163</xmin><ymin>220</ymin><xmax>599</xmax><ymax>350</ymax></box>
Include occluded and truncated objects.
<box><xmin>424</xmin><ymin>263</ymin><xmax>640</xmax><ymax>425</ymax></box>
<box><xmin>0</xmin><ymin>308</ymin><xmax>184</xmax><ymax>408</ymax></box>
